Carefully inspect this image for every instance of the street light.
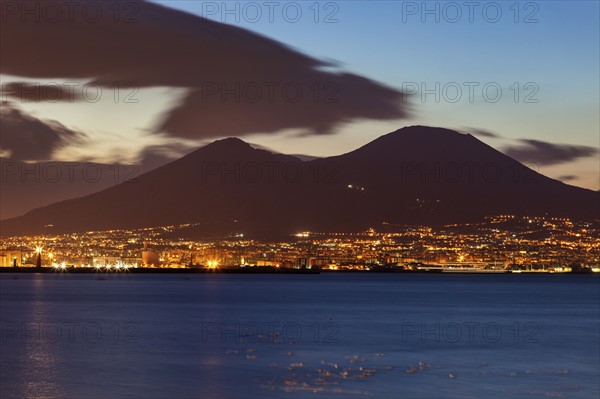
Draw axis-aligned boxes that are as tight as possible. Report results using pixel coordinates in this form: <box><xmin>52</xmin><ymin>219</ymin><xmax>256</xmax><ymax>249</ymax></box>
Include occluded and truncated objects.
<box><xmin>35</xmin><ymin>247</ymin><xmax>42</xmax><ymax>268</ymax></box>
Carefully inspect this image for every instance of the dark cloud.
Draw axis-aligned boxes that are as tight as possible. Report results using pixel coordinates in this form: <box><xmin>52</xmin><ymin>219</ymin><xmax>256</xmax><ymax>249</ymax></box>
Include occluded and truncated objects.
<box><xmin>467</xmin><ymin>128</ymin><xmax>501</xmax><ymax>138</ymax></box>
<box><xmin>137</xmin><ymin>142</ymin><xmax>197</xmax><ymax>173</ymax></box>
<box><xmin>0</xmin><ymin>102</ymin><xmax>85</xmax><ymax>161</ymax></box>
<box><xmin>1</xmin><ymin>82</ymin><xmax>84</xmax><ymax>103</ymax></box>
<box><xmin>1</xmin><ymin>0</ymin><xmax>410</xmax><ymax>140</ymax></box>
<box><xmin>503</xmin><ymin>139</ymin><xmax>598</xmax><ymax>166</ymax></box>
<box><xmin>158</xmin><ymin>73</ymin><xmax>406</xmax><ymax>138</ymax></box>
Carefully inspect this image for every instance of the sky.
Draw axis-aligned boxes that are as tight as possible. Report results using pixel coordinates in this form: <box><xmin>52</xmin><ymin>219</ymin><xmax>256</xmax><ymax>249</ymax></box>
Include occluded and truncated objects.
<box><xmin>1</xmin><ymin>0</ymin><xmax>598</xmax><ymax>190</ymax></box>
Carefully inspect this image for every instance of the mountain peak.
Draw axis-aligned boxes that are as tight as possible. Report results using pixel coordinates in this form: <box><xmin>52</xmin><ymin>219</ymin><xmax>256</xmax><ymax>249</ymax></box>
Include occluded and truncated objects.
<box><xmin>203</xmin><ymin>137</ymin><xmax>253</xmax><ymax>150</ymax></box>
<box><xmin>178</xmin><ymin>135</ymin><xmax>299</xmax><ymax>165</ymax></box>
<box><xmin>343</xmin><ymin>125</ymin><xmax>479</xmax><ymax>161</ymax></box>
<box><xmin>178</xmin><ymin>136</ymin><xmax>259</xmax><ymax>160</ymax></box>
<box><xmin>385</xmin><ymin>125</ymin><xmax>471</xmax><ymax>140</ymax></box>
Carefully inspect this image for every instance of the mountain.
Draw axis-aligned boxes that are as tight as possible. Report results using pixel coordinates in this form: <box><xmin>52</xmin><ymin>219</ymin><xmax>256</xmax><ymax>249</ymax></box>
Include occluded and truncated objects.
<box><xmin>1</xmin><ymin>126</ymin><xmax>598</xmax><ymax>238</ymax></box>
<box><xmin>0</xmin><ymin>146</ymin><xmax>186</xmax><ymax>219</ymax></box>
<box><xmin>326</xmin><ymin>126</ymin><xmax>599</xmax><ymax>224</ymax></box>
<box><xmin>0</xmin><ymin>161</ymin><xmax>134</xmax><ymax>220</ymax></box>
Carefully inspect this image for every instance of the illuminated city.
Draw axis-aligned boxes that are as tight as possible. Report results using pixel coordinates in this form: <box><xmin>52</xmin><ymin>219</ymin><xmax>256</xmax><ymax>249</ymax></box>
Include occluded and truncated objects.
<box><xmin>2</xmin><ymin>215</ymin><xmax>598</xmax><ymax>274</ymax></box>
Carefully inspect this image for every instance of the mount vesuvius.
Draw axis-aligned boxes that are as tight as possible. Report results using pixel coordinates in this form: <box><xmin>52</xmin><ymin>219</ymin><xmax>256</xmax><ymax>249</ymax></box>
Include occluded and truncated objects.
<box><xmin>1</xmin><ymin>126</ymin><xmax>598</xmax><ymax>238</ymax></box>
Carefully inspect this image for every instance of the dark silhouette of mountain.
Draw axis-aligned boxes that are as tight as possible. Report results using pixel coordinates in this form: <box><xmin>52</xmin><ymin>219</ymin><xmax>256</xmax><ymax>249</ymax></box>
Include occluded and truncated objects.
<box><xmin>326</xmin><ymin>126</ymin><xmax>598</xmax><ymax>225</ymax></box>
<box><xmin>1</xmin><ymin>126</ymin><xmax>598</xmax><ymax>238</ymax></box>
<box><xmin>0</xmin><ymin>160</ymin><xmax>159</xmax><ymax>220</ymax></box>
<box><xmin>0</xmin><ymin>142</ymin><xmax>195</xmax><ymax>219</ymax></box>
<box><xmin>289</xmin><ymin>154</ymin><xmax>321</xmax><ymax>162</ymax></box>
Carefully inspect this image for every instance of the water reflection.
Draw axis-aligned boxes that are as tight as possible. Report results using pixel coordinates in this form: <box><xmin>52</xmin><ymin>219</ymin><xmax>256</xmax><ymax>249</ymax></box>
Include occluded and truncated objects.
<box><xmin>1</xmin><ymin>274</ymin><xmax>598</xmax><ymax>398</ymax></box>
<box><xmin>17</xmin><ymin>275</ymin><xmax>64</xmax><ymax>399</ymax></box>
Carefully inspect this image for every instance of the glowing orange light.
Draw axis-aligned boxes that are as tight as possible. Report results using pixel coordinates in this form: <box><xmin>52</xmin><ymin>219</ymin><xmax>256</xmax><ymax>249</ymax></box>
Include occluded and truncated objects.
<box><xmin>207</xmin><ymin>260</ymin><xmax>218</xmax><ymax>269</ymax></box>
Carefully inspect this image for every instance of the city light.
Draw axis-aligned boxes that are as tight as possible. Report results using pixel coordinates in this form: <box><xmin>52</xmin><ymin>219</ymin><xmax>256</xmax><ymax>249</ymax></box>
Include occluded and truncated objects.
<box><xmin>0</xmin><ymin>215</ymin><xmax>597</xmax><ymax>273</ymax></box>
<box><xmin>207</xmin><ymin>260</ymin><xmax>219</xmax><ymax>269</ymax></box>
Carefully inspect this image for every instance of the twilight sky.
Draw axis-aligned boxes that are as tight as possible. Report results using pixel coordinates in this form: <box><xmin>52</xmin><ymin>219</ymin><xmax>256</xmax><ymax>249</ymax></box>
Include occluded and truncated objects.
<box><xmin>1</xmin><ymin>0</ymin><xmax>598</xmax><ymax>190</ymax></box>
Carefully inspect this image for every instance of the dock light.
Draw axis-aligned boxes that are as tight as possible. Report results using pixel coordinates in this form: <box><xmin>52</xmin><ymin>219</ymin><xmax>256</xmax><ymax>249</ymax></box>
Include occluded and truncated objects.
<box><xmin>207</xmin><ymin>260</ymin><xmax>218</xmax><ymax>269</ymax></box>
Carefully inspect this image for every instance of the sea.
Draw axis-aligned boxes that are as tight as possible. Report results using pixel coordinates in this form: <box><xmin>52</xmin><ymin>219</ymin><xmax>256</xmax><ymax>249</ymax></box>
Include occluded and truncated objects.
<box><xmin>1</xmin><ymin>273</ymin><xmax>598</xmax><ymax>399</ymax></box>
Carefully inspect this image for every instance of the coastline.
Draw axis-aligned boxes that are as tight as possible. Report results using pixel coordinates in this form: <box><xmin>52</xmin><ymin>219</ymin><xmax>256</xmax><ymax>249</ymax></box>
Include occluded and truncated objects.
<box><xmin>0</xmin><ymin>267</ymin><xmax>595</xmax><ymax>275</ymax></box>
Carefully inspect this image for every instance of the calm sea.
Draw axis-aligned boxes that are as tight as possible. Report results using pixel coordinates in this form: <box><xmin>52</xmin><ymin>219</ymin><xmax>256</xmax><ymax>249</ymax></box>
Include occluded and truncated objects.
<box><xmin>1</xmin><ymin>273</ymin><xmax>598</xmax><ymax>399</ymax></box>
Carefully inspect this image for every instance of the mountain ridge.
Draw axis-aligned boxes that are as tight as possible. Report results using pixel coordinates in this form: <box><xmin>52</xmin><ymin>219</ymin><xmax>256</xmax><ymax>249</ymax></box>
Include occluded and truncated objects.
<box><xmin>1</xmin><ymin>126</ymin><xmax>598</xmax><ymax>238</ymax></box>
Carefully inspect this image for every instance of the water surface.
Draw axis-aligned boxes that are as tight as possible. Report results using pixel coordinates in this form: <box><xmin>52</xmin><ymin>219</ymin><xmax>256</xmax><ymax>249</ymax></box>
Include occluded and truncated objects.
<box><xmin>1</xmin><ymin>273</ymin><xmax>598</xmax><ymax>398</ymax></box>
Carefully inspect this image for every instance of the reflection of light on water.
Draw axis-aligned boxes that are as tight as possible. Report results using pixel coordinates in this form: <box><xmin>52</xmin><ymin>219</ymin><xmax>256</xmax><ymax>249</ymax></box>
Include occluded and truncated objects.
<box><xmin>23</xmin><ymin>352</ymin><xmax>61</xmax><ymax>398</ymax></box>
<box><xmin>19</xmin><ymin>275</ymin><xmax>64</xmax><ymax>399</ymax></box>
<box><xmin>190</xmin><ymin>276</ymin><xmax>227</xmax><ymax>399</ymax></box>
<box><xmin>251</xmin><ymin>352</ymin><xmax>397</xmax><ymax>396</ymax></box>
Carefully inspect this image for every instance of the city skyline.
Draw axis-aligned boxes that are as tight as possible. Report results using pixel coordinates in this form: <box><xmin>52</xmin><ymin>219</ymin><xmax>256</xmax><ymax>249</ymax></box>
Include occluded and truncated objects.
<box><xmin>2</xmin><ymin>213</ymin><xmax>597</xmax><ymax>274</ymax></box>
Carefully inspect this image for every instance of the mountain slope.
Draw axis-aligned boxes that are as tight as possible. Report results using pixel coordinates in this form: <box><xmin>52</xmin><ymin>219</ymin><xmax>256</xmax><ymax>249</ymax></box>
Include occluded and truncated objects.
<box><xmin>1</xmin><ymin>126</ymin><xmax>598</xmax><ymax>237</ymax></box>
